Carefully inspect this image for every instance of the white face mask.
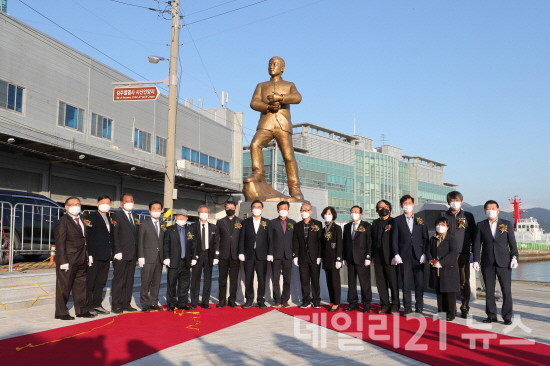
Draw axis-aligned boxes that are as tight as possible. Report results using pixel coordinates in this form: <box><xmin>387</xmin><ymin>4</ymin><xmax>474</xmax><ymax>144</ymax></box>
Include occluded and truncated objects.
<box><xmin>150</xmin><ymin>211</ymin><xmax>162</xmax><ymax>219</ymax></box>
<box><xmin>278</xmin><ymin>210</ymin><xmax>288</xmax><ymax>218</ymax></box>
<box><xmin>324</xmin><ymin>214</ymin><xmax>333</xmax><ymax>223</ymax></box>
<box><xmin>486</xmin><ymin>210</ymin><xmax>498</xmax><ymax>220</ymax></box>
<box><xmin>199</xmin><ymin>212</ymin><xmax>209</xmax><ymax>221</ymax></box>
<box><xmin>300</xmin><ymin>211</ymin><xmax>310</xmax><ymax>219</ymax></box>
<box><xmin>176</xmin><ymin>219</ymin><xmax>187</xmax><ymax>226</ymax></box>
<box><xmin>402</xmin><ymin>205</ymin><xmax>414</xmax><ymax>214</ymax></box>
<box><xmin>436</xmin><ymin>225</ymin><xmax>448</xmax><ymax>234</ymax></box>
<box><xmin>68</xmin><ymin>206</ymin><xmax>81</xmax><ymax>216</ymax></box>
<box><xmin>252</xmin><ymin>208</ymin><xmax>262</xmax><ymax>217</ymax></box>
<box><xmin>351</xmin><ymin>213</ymin><xmax>361</xmax><ymax>222</ymax></box>
<box><xmin>123</xmin><ymin>202</ymin><xmax>134</xmax><ymax>211</ymax></box>
<box><xmin>98</xmin><ymin>203</ymin><xmax>111</xmax><ymax>213</ymax></box>
<box><xmin>450</xmin><ymin>201</ymin><xmax>461</xmax><ymax>210</ymax></box>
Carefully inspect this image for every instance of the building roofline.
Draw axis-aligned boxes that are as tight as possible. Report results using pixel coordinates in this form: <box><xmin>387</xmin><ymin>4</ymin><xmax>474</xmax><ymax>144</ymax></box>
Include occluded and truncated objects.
<box><xmin>292</xmin><ymin>123</ymin><xmax>359</xmax><ymax>142</ymax></box>
<box><xmin>402</xmin><ymin>155</ymin><xmax>447</xmax><ymax>167</ymax></box>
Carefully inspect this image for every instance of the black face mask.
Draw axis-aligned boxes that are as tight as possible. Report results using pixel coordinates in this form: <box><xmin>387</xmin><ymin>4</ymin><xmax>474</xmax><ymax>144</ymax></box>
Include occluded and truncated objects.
<box><xmin>377</xmin><ymin>208</ymin><xmax>390</xmax><ymax>217</ymax></box>
<box><xmin>225</xmin><ymin>209</ymin><xmax>236</xmax><ymax>217</ymax></box>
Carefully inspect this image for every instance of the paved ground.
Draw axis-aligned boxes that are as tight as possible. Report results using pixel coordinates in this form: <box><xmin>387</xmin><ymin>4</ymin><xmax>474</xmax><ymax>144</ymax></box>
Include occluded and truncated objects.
<box><xmin>1</xmin><ymin>276</ymin><xmax>549</xmax><ymax>365</ymax></box>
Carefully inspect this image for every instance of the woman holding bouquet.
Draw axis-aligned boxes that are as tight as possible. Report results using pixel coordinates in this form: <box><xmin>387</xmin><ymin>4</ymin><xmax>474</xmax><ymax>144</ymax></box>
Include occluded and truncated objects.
<box><xmin>427</xmin><ymin>217</ymin><xmax>460</xmax><ymax>321</ymax></box>
<box><xmin>320</xmin><ymin>206</ymin><xmax>343</xmax><ymax>312</ymax></box>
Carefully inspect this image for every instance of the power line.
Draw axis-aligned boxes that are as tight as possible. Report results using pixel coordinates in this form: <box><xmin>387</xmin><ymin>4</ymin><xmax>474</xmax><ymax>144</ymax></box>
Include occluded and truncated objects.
<box><xmin>185</xmin><ymin>0</ymin><xmax>241</xmax><ymax>17</ymax></box>
<box><xmin>184</xmin><ymin>0</ymin><xmax>267</xmax><ymax>26</ymax></box>
<box><xmin>109</xmin><ymin>0</ymin><xmax>158</xmax><ymax>11</ymax></box>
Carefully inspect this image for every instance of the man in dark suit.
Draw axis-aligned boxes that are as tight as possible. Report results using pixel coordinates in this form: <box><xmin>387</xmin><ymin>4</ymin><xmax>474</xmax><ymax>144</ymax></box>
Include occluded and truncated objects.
<box><xmin>371</xmin><ymin>200</ymin><xmax>399</xmax><ymax>314</ymax></box>
<box><xmin>163</xmin><ymin>209</ymin><xmax>197</xmax><ymax>311</ymax></box>
<box><xmin>391</xmin><ymin>195</ymin><xmax>429</xmax><ymax>315</ymax></box>
<box><xmin>441</xmin><ymin>191</ymin><xmax>477</xmax><ymax>318</ymax></box>
<box><xmin>111</xmin><ymin>193</ymin><xmax>139</xmax><ymax>313</ymax></box>
<box><xmin>268</xmin><ymin>201</ymin><xmax>296</xmax><ymax>308</ymax></box>
<box><xmin>216</xmin><ymin>201</ymin><xmax>242</xmax><ymax>308</ymax></box>
<box><xmin>342</xmin><ymin>205</ymin><xmax>373</xmax><ymax>312</ymax></box>
<box><xmin>84</xmin><ymin>194</ymin><xmax>114</xmax><ymax>315</ymax></box>
<box><xmin>292</xmin><ymin>201</ymin><xmax>322</xmax><ymax>309</ymax></box>
<box><xmin>239</xmin><ymin>200</ymin><xmax>270</xmax><ymax>309</ymax></box>
<box><xmin>54</xmin><ymin>196</ymin><xmax>95</xmax><ymax>320</ymax></box>
<box><xmin>191</xmin><ymin>205</ymin><xmax>220</xmax><ymax>309</ymax></box>
<box><xmin>137</xmin><ymin>201</ymin><xmax>165</xmax><ymax>311</ymax></box>
<box><xmin>473</xmin><ymin>200</ymin><xmax>519</xmax><ymax>325</ymax></box>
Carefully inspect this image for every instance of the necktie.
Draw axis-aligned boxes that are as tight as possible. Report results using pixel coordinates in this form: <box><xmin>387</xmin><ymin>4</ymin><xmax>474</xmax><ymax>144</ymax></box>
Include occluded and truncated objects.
<box><xmin>352</xmin><ymin>222</ymin><xmax>357</xmax><ymax>239</ymax></box>
<box><xmin>201</xmin><ymin>224</ymin><xmax>206</xmax><ymax>251</ymax></box>
<box><xmin>74</xmin><ymin>217</ymin><xmax>83</xmax><ymax>235</ymax></box>
<box><xmin>154</xmin><ymin>220</ymin><xmax>159</xmax><ymax>237</ymax></box>
<box><xmin>128</xmin><ymin>212</ymin><xmax>134</xmax><ymax>226</ymax></box>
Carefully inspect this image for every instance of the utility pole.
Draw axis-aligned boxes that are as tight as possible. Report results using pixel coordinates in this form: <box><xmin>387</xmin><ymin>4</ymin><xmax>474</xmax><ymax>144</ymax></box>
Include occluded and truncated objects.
<box><xmin>163</xmin><ymin>0</ymin><xmax>180</xmax><ymax>214</ymax></box>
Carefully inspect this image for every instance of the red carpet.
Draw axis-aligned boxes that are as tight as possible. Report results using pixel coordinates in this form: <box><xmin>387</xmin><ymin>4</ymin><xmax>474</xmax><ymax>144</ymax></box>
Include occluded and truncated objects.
<box><xmin>0</xmin><ymin>306</ymin><xmax>272</xmax><ymax>366</ymax></box>
<box><xmin>279</xmin><ymin>305</ymin><xmax>549</xmax><ymax>365</ymax></box>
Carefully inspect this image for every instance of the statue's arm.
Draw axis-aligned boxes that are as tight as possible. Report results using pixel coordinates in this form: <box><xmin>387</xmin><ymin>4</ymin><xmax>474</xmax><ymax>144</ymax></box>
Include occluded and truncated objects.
<box><xmin>281</xmin><ymin>82</ymin><xmax>302</xmax><ymax>105</ymax></box>
<box><xmin>250</xmin><ymin>84</ymin><xmax>269</xmax><ymax>113</ymax></box>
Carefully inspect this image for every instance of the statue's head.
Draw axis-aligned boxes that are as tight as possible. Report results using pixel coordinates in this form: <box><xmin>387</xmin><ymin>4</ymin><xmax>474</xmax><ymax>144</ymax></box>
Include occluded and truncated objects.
<box><xmin>268</xmin><ymin>56</ymin><xmax>285</xmax><ymax>76</ymax></box>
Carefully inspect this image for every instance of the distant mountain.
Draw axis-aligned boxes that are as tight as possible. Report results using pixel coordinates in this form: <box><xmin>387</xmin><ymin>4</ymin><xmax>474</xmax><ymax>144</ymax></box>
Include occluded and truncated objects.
<box><xmin>465</xmin><ymin>205</ymin><xmax>550</xmax><ymax>233</ymax></box>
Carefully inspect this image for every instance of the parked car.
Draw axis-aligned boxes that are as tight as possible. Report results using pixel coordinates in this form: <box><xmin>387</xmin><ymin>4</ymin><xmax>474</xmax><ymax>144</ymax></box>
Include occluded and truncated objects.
<box><xmin>0</xmin><ymin>190</ymin><xmax>64</xmax><ymax>264</ymax></box>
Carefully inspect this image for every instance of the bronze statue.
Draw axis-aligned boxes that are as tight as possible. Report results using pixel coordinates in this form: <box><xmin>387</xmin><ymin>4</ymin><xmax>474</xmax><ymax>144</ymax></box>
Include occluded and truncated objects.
<box><xmin>243</xmin><ymin>56</ymin><xmax>304</xmax><ymax>202</ymax></box>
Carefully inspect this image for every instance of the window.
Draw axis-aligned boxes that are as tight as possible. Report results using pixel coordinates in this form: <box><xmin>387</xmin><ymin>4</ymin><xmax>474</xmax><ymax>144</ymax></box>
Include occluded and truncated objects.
<box><xmin>133</xmin><ymin>128</ymin><xmax>151</xmax><ymax>152</ymax></box>
<box><xmin>208</xmin><ymin>156</ymin><xmax>216</xmax><ymax>168</ymax></box>
<box><xmin>223</xmin><ymin>161</ymin><xmax>230</xmax><ymax>173</ymax></box>
<box><xmin>0</xmin><ymin>80</ymin><xmax>24</xmax><ymax>113</ymax></box>
<box><xmin>200</xmin><ymin>153</ymin><xmax>208</xmax><ymax>166</ymax></box>
<box><xmin>58</xmin><ymin>101</ymin><xmax>84</xmax><ymax>131</ymax></box>
<box><xmin>155</xmin><ymin>136</ymin><xmax>166</xmax><ymax>156</ymax></box>
<box><xmin>91</xmin><ymin>113</ymin><xmax>113</xmax><ymax>140</ymax></box>
<box><xmin>216</xmin><ymin>159</ymin><xmax>223</xmax><ymax>171</ymax></box>
<box><xmin>182</xmin><ymin>147</ymin><xmax>191</xmax><ymax>160</ymax></box>
<box><xmin>191</xmin><ymin>149</ymin><xmax>199</xmax><ymax>163</ymax></box>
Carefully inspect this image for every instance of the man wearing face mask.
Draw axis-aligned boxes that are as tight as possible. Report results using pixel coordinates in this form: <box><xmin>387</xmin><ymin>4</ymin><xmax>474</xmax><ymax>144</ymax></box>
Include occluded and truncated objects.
<box><xmin>216</xmin><ymin>201</ymin><xmax>242</xmax><ymax>308</ymax></box>
<box><xmin>342</xmin><ymin>205</ymin><xmax>373</xmax><ymax>312</ymax></box>
<box><xmin>391</xmin><ymin>195</ymin><xmax>429</xmax><ymax>315</ymax></box>
<box><xmin>371</xmin><ymin>200</ymin><xmax>399</xmax><ymax>314</ymax></box>
<box><xmin>268</xmin><ymin>201</ymin><xmax>296</xmax><ymax>308</ymax></box>
<box><xmin>111</xmin><ymin>193</ymin><xmax>139</xmax><ymax>313</ymax></box>
<box><xmin>292</xmin><ymin>202</ymin><xmax>323</xmax><ymax>309</ymax></box>
<box><xmin>163</xmin><ymin>209</ymin><xmax>196</xmax><ymax>311</ymax></box>
<box><xmin>441</xmin><ymin>191</ymin><xmax>477</xmax><ymax>318</ymax></box>
<box><xmin>473</xmin><ymin>200</ymin><xmax>519</xmax><ymax>325</ymax></box>
<box><xmin>54</xmin><ymin>197</ymin><xmax>95</xmax><ymax>320</ymax></box>
<box><xmin>239</xmin><ymin>200</ymin><xmax>270</xmax><ymax>309</ymax></box>
<box><xmin>137</xmin><ymin>201</ymin><xmax>165</xmax><ymax>312</ymax></box>
<box><xmin>85</xmin><ymin>195</ymin><xmax>114</xmax><ymax>315</ymax></box>
<box><xmin>190</xmin><ymin>205</ymin><xmax>220</xmax><ymax>309</ymax></box>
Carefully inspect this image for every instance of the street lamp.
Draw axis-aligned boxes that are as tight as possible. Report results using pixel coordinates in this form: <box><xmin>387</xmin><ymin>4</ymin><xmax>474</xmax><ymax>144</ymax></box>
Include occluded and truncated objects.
<box><xmin>148</xmin><ymin>56</ymin><xmax>168</xmax><ymax>64</ymax></box>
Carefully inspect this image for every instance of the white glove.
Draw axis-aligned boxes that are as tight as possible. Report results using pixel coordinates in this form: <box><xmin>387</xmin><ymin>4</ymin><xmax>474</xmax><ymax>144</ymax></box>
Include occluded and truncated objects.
<box><xmin>114</xmin><ymin>252</ymin><xmax>122</xmax><ymax>261</ymax></box>
<box><xmin>191</xmin><ymin>259</ymin><xmax>197</xmax><ymax>266</ymax></box>
<box><xmin>163</xmin><ymin>258</ymin><xmax>170</xmax><ymax>267</ymax></box>
<box><xmin>316</xmin><ymin>258</ymin><xmax>321</xmax><ymax>265</ymax></box>
<box><xmin>434</xmin><ymin>261</ymin><xmax>443</xmax><ymax>269</ymax></box>
<box><xmin>469</xmin><ymin>253</ymin><xmax>474</xmax><ymax>263</ymax></box>
<box><xmin>293</xmin><ymin>257</ymin><xmax>299</xmax><ymax>266</ymax></box>
<box><xmin>267</xmin><ymin>255</ymin><xmax>274</xmax><ymax>262</ymax></box>
<box><xmin>343</xmin><ymin>260</ymin><xmax>347</xmax><ymax>267</ymax></box>
<box><xmin>60</xmin><ymin>263</ymin><xmax>69</xmax><ymax>271</ymax></box>
<box><xmin>473</xmin><ymin>262</ymin><xmax>480</xmax><ymax>271</ymax></box>
<box><xmin>335</xmin><ymin>261</ymin><xmax>342</xmax><ymax>269</ymax></box>
<box><xmin>213</xmin><ymin>259</ymin><xmax>219</xmax><ymax>265</ymax></box>
<box><xmin>392</xmin><ymin>254</ymin><xmax>403</xmax><ymax>265</ymax></box>
<box><xmin>510</xmin><ymin>257</ymin><xmax>518</xmax><ymax>269</ymax></box>
<box><xmin>88</xmin><ymin>256</ymin><xmax>93</xmax><ymax>266</ymax></box>
<box><xmin>365</xmin><ymin>259</ymin><xmax>371</xmax><ymax>266</ymax></box>
<box><xmin>138</xmin><ymin>258</ymin><xmax>145</xmax><ymax>268</ymax></box>
<box><xmin>420</xmin><ymin>254</ymin><xmax>427</xmax><ymax>264</ymax></box>
<box><xmin>238</xmin><ymin>254</ymin><xmax>245</xmax><ymax>262</ymax></box>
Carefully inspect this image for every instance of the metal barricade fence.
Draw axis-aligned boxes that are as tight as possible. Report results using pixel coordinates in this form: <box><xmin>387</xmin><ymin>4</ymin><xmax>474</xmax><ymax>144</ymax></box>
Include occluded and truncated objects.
<box><xmin>0</xmin><ymin>201</ymin><xmax>14</xmax><ymax>268</ymax></box>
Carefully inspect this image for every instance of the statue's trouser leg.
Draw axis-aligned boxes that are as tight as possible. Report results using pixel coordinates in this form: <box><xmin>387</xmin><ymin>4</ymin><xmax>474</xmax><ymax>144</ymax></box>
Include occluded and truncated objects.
<box><xmin>273</xmin><ymin>130</ymin><xmax>302</xmax><ymax>197</ymax></box>
<box><xmin>248</xmin><ymin>129</ymin><xmax>274</xmax><ymax>182</ymax></box>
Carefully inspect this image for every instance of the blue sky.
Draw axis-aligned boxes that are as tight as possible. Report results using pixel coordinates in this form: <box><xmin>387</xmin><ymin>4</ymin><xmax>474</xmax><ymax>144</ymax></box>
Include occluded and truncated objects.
<box><xmin>6</xmin><ymin>0</ymin><xmax>550</xmax><ymax>209</ymax></box>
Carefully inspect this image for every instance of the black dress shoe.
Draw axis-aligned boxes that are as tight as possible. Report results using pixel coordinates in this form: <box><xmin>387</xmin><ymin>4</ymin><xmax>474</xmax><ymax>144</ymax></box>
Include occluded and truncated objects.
<box><xmin>415</xmin><ymin>308</ymin><xmax>424</xmax><ymax>315</ymax></box>
<box><xmin>124</xmin><ymin>306</ymin><xmax>138</xmax><ymax>312</ymax></box>
<box><xmin>272</xmin><ymin>302</ymin><xmax>282</xmax><ymax>308</ymax></box>
<box><xmin>188</xmin><ymin>304</ymin><xmax>197</xmax><ymax>310</ymax></box>
<box><xmin>379</xmin><ymin>307</ymin><xmax>391</xmax><ymax>314</ymax></box>
<box><xmin>390</xmin><ymin>307</ymin><xmax>400</xmax><ymax>314</ymax></box>
<box><xmin>503</xmin><ymin>319</ymin><xmax>513</xmax><ymax>325</ymax></box>
<box><xmin>168</xmin><ymin>306</ymin><xmax>175</xmax><ymax>311</ymax></box>
<box><xmin>460</xmin><ymin>311</ymin><xmax>468</xmax><ymax>319</ymax></box>
<box><xmin>328</xmin><ymin>305</ymin><xmax>339</xmax><ymax>312</ymax></box>
<box><xmin>299</xmin><ymin>302</ymin><xmax>311</xmax><ymax>309</ymax></box>
<box><xmin>201</xmin><ymin>303</ymin><xmax>211</xmax><ymax>309</ymax></box>
<box><xmin>242</xmin><ymin>301</ymin><xmax>254</xmax><ymax>309</ymax></box>
<box><xmin>55</xmin><ymin>314</ymin><xmax>75</xmax><ymax>320</ymax></box>
<box><xmin>217</xmin><ymin>300</ymin><xmax>227</xmax><ymax>308</ymax></box>
<box><xmin>281</xmin><ymin>302</ymin><xmax>290</xmax><ymax>308</ymax></box>
<box><xmin>151</xmin><ymin>305</ymin><xmax>163</xmax><ymax>311</ymax></box>
<box><xmin>93</xmin><ymin>306</ymin><xmax>110</xmax><ymax>314</ymax></box>
<box><xmin>228</xmin><ymin>301</ymin><xmax>237</xmax><ymax>308</ymax></box>
<box><xmin>404</xmin><ymin>308</ymin><xmax>413</xmax><ymax>315</ymax></box>
<box><xmin>312</xmin><ymin>303</ymin><xmax>321</xmax><ymax>309</ymax></box>
<box><xmin>76</xmin><ymin>312</ymin><xmax>96</xmax><ymax>318</ymax></box>
<box><xmin>142</xmin><ymin>306</ymin><xmax>150</xmax><ymax>312</ymax></box>
<box><xmin>482</xmin><ymin>317</ymin><xmax>498</xmax><ymax>323</ymax></box>
<box><xmin>344</xmin><ymin>304</ymin><xmax>358</xmax><ymax>312</ymax></box>
<box><xmin>112</xmin><ymin>308</ymin><xmax>123</xmax><ymax>314</ymax></box>
<box><xmin>362</xmin><ymin>304</ymin><xmax>371</xmax><ymax>313</ymax></box>
<box><xmin>257</xmin><ymin>302</ymin><xmax>267</xmax><ymax>309</ymax></box>
<box><xmin>447</xmin><ymin>315</ymin><xmax>456</xmax><ymax>321</ymax></box>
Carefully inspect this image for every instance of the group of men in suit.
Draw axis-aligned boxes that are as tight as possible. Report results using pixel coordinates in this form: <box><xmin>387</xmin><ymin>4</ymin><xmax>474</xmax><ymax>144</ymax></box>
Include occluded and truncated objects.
<box><xmin>54</xmin><ymin>190</ymin><xmax>519</xmax><ymax>325</ymax></box>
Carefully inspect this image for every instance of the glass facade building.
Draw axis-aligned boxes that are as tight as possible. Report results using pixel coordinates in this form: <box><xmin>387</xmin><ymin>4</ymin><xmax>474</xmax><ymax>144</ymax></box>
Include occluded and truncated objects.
<box><xmin>243</xmin><ymin>123</ymin><xmax>455</xmax><ymax>219</ymax></box>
